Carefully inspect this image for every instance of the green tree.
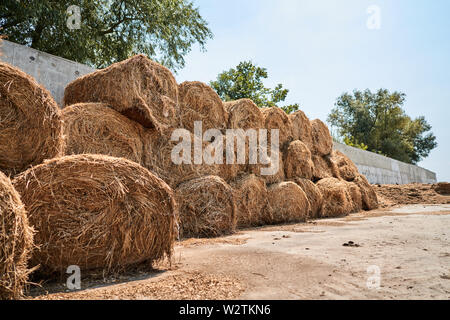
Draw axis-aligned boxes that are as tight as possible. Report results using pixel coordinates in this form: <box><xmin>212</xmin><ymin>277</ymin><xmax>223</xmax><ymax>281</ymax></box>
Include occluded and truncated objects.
<box><xmin>210</xmin><ymin>61</ymin><xmax>300</xmax><ymax>114</ymax></box>
<box><xmin>328</xmin><ymin>89</ymin><xmax>437</xmax><ymax>164</ymax></box>
<box><xmin>0</xmin><ymin>0</ymin><xmax>212</xmax><ymax>69</ymax></box>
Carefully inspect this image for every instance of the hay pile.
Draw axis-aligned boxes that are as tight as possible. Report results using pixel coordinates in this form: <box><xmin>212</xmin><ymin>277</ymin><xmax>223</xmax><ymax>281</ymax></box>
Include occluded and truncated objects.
<box><xmin>316</xmin><ymin>178</ymin><xmax>354</xmax><ymax>217</ymax></box>
<box><xmin>0</xmin><ymin>62</ymin><xmax>64</xmax><ymax>176</ymax></box>
<box><xmin>292</xmin><ymin>178</ymin><xmax>323</xmax><ymax>218</ymax></box>
<box><xmin>12</xmin><ymin>154</ymin><xmax>177</xmax><ymax>276</ymax></box>
<box><xmin>310</xmin><ymin>119</ymin><xmax>333</xmax><ymax>156</ymax></box>
<box><xmin>266</xmin><ymin>181</ymin><xmax>309</xmax><ymax>224</ymax></box>
<box><xmin>62</xmin><ymin>103</ymin><xmax>144</xmax><ymax>165</ymax></box>
<box><xmin>143</xmin><ymin>128</ymin><xmax>220</xmax><ymax>188</ymax></box>
<box><xmin>332</xmin><ymin>150</ymin><xmax>359</xmax><ymax>181</ymax></box>
<box><xmin>231</xmin><ymin>174</ymin><xmax>269</xmax><ymax>228</ymax></box>
<box><xmin>178</xmin><ymin>81</ymin><xmax>228</xmax><ymax>135</ymax></box>
<box><xmin>353</xmin><ymin>174</ymin><xmax>379</xmax><ymax>210</ymax></box>
<box><xmin>289</xmin><ymin>110</ymin><xmax>313</xmax><ymax>150</ymax></box>
<box><xmin>64</xmin><ymin>55</ymin><xmax>178</xmax><ymax>130</ymax></box>
<box><xmin>284</xmin><ymin>140</ymin><xmax>314</xmax><ymax>180</ymax></box>
<box><xmin>175</xmin><ymin>176</ymin><xmax>236</xmax><ymax>238</ymax></box>
<box><xmin>0</xmin><ymin>172</ymin><xmax>34</xmax><ymax>299</ymax></box>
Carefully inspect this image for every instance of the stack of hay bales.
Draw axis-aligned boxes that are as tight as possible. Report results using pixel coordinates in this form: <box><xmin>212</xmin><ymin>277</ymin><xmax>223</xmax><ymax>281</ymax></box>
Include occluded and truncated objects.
<box><xmin>61</xmin><ymin>54</ymin><xmax>378</xmax><ymax>234</ymax></box>
<box><xmin>12</xmin><ymin>155</ymin><xmax>177</xmax><ymax>276</ymax></box>
<box><xmin>0</xmin><ymin>53</ymin><xmax>380</xmax><ymax>296</ymax></box>
<box><xmin>0</xmin><ymin>172</ymin><xmax>34</xmax><ymax>299</ymax></box>
<box><xmin>0</xmin><ymin>62</ymin><xmax>64</xmax><ymax>176</ymax></box>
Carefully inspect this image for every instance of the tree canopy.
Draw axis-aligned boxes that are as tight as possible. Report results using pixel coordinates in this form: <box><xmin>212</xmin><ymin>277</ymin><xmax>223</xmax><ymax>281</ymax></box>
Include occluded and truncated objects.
<box><xmin>0</xmin><ymin>0</ymin><xmax>212</xmax><ymax>70</ymax></box>
<box><xmin>328</xmin><ymin>89</ymin><xmax>437</xmax><ymax>164</ymax></box>
<box><xmin>210</xmin><ymin>61</ymin><xmax>300</xmax><ymax>114</ymax></box>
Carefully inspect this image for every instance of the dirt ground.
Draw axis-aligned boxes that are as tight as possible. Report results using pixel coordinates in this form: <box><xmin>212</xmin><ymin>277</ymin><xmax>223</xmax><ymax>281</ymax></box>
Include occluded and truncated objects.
<box><xmin>30</xmin><ymin>184</ymin><xmax>450</xmax><ymax>300</ymax></box>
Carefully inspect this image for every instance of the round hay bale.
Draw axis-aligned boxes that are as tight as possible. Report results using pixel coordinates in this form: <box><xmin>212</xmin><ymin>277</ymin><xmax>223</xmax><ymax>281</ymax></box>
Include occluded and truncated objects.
<box><xmin>316</xmin><ymin>178</ymin><xmax>354</xmax><ymax>217</ymax></box>
<box><xmin>289</xmin><ymin>110</ymin><xmax>313</xmax><ymax>150</ymax></box>
<box><xmin>332</xmin><ymin>150</ymin><xmax>359</xmax><ymax>181</ymax></box>
<box><xmin>64</xmin><ymin>55</ymin><xmax>178</xmax><ymax>130</ymax></box>
<box><xmin>0</xmin><ymin>62</ymin><xmax>64</xmax><ymax>176</ymax></box>
<box><xmin>310</xmin><ymin>119</ymin><xmax>333</xmax><ymax>156</ymax></box>
<box><xmin>178</xmin><ymin>81</ymin><xmax>228</xmax><ymax>135</ymax></box>
<box><xmin>266</xmin><ymin>181</ymin><xmax>310</xmax><ymax>224</ymax></box>
<box><xmin>143</xmin><ymin>128</ymin><xmax>220</xmax><ymax>188</ymax></box>
<box><xmin>284</xmin><ymin>140</ymin><xmax>314</xmax><ymax>180</ymax></box>
<box><xmin>261</xmin><ymin>107</ymin><xmax>294</xmax><ymax>148</ymax></box>
<box><xmin>345</xmin><ymin>181</ymin><xmax>363</xmax><ymax>212</ymax></box>
<box><xmin>231</xmin><ymin>174</ymin><xmax>269</xmax><ymax>228</ymax></box>
<box><xmin>292</xmin><ymin>178</ymin><xmax>324</xmax><ymax>218</ymax></box>
<box><xmin>312</xmin><ymin>154</ymin><xmax>341</xmax><ymax>181</ymax></box>
<box><xmin>225</xmin><ymin>99</ymin><xmax>264</xmax><ymax>130</ymax></box>
<box><xmin>175</xmin><ymin>176</ymin><xmax>236</xmax><ymax>238</ymax></box>
<box><xmin>353</xmin><ymin>174</ymin><xmax>378</xmax><ymax>210</ymax></box>
<box><xmin>0</xmin><ymin>172</ymin><xmax>34</xmax><ymax>299</ymax></box>
<box><xmin>12</xmin><ymin>154</ymin><xmax>177</xmax><ymax>276</ymax></box>
<box><xmin>62</xmin><ymin>103</ymin><xmax>144</xmax><ymax>164</ymax></box>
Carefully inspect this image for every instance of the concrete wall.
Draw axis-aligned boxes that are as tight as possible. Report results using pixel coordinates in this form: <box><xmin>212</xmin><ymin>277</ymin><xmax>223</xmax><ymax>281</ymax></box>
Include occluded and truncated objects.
<box><xmin>0</xmin><ymin>40</ymin><xmax>95</xmax><ymax>106</ymax></box>
<box><xmin>334</xmin><ymin>142</ymin><xmax>437</xmax><ymax>184</ymax></box>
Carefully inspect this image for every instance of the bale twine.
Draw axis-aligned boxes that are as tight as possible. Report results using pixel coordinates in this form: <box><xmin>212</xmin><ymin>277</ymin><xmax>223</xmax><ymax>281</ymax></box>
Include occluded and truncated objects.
<box><xmin>62</xmin><ymin>103</ymin><xmax>144</xmax><ymax>165</ymax></box>
<box><xmin>310</xmin><ymin>119</ymin><xmax>333</xmax><ymax>156</ymax></box>
<box><xmin>12</xmin><ymin>154</ymin><xmax>177</xmax><ymax>276</ymax></box>
<box><xmin>266</xmin><ymin>181</ymin><xmax>310</xmax><ymax>224</ymax></box>
<box><xmin>331</xmin><ymin>150</ymin><xmax>359</xmax><ymax>181</ymax></box>
<box><xmin>64</xmin><ymin>55</ymin><xmax>179</xmax><ymax>130</ymax></box>
<box><xmin>353</xmin><ymin>174</ymin><xmax>378</xmax><ymax>210</ymax></box>
<box><xmin>0</xmin><ymin>172</ymin><xmax>34</xmax><ymax>299</ymax></box>
<box><xmin>143</xmin><ymin>128</ymin><xmax>220</xmax><ymax>188</ymax></box>
<box><xmin>0</xmin><ymin>62</ymin><xmax>64</xmax><ymax>176</ymax></box>
<box><xmin>231</xmin><ymin>174</ymin><xmax>269</xmax><ymax>228</ymax></box>
<box><xmin>261</xmin><ymin>107</ymin><xmax>294</xmax><ymax>149</ymax></box>
<box><xmin>292</xmin><ymin>178</ymin><xmax>324</xmax><ymax>218</ymax></box>
<box><xmin>178</xmin><ymin>81</ymin><xmax>228</xmax><ymax>135</ymax></box>
<box><xmin>284</xmin><ymin>140</ymin><xmax>314</xmax><ymax>180</ymax></box>
<box><xmin>316</xmin><ymin>178</ymin><xmax>354</xmax><ymax>217</ymax></box>
<box><xmin>289</xmin><ymin>110</ymin><xmax>313</xmax><ymax>150</ymax></box>
<box><xmin>175</xmin><ymin>176</ymin><xmax>236</xmax><ymax>238</ymax></box>
<box><xmin>312</xmin><ymin>154</ymin><xmax>341</xmax><ymax>181</ymax></box>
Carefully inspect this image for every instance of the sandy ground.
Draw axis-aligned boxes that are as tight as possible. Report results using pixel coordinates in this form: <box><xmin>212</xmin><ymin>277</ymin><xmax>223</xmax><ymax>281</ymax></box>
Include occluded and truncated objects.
<box><xmin>32</xmin><ymin>203</ymin><xmax>450</xmax><ymax>300</ymax></box>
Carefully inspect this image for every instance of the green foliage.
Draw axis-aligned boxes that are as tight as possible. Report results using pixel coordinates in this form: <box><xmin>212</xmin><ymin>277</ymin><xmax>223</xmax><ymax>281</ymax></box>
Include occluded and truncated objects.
<box><xmin>210</xmin><ymin>61</ymin><xmax>300</xmax><ymax>114</ymax></box>
<box><xmin>0</xmin><ymin>0</ymin><xmax>212</xmax><ymax>69</ymax></box>
<box><xmin>343</xmin><ymin>136</ymin><xmax>368</xmax><ymax>151</ymax></box>
<box><xmin>328</xmin><ymin>89</ymin><xmax>437</xmax><ymax>164</ymax></box>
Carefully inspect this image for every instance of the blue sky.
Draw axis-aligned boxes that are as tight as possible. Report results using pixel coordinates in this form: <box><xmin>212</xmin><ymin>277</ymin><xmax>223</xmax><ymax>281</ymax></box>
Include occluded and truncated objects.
<box><xmin>176</xmin><ymin>0</ymin><xmax>450</xmax><ymax>182</ymax></box>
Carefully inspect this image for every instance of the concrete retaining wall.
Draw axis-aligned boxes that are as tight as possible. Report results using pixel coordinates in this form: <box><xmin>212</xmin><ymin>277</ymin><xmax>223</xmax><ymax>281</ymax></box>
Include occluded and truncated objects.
<box><xmin>334</xmin><ymin>142</ymin><xmax>437</xmax><ymax>184</ymax></box>
<box><xmin>0</xmin><ymin>40</ymin><xmax>95</xmax><ymax>105</ymax></box>
<box><xmin>0</xmin><ymin>41</ymin><xmax>437</xmax><ymax>184</ymax></box>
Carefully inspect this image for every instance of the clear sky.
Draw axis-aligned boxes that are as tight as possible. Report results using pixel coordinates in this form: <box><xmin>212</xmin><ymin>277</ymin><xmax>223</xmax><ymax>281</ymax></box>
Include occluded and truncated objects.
<box><xmin>176</xmin><ymin>0</ymin><xmax>450</xmax><ymax>182</ymax></box>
